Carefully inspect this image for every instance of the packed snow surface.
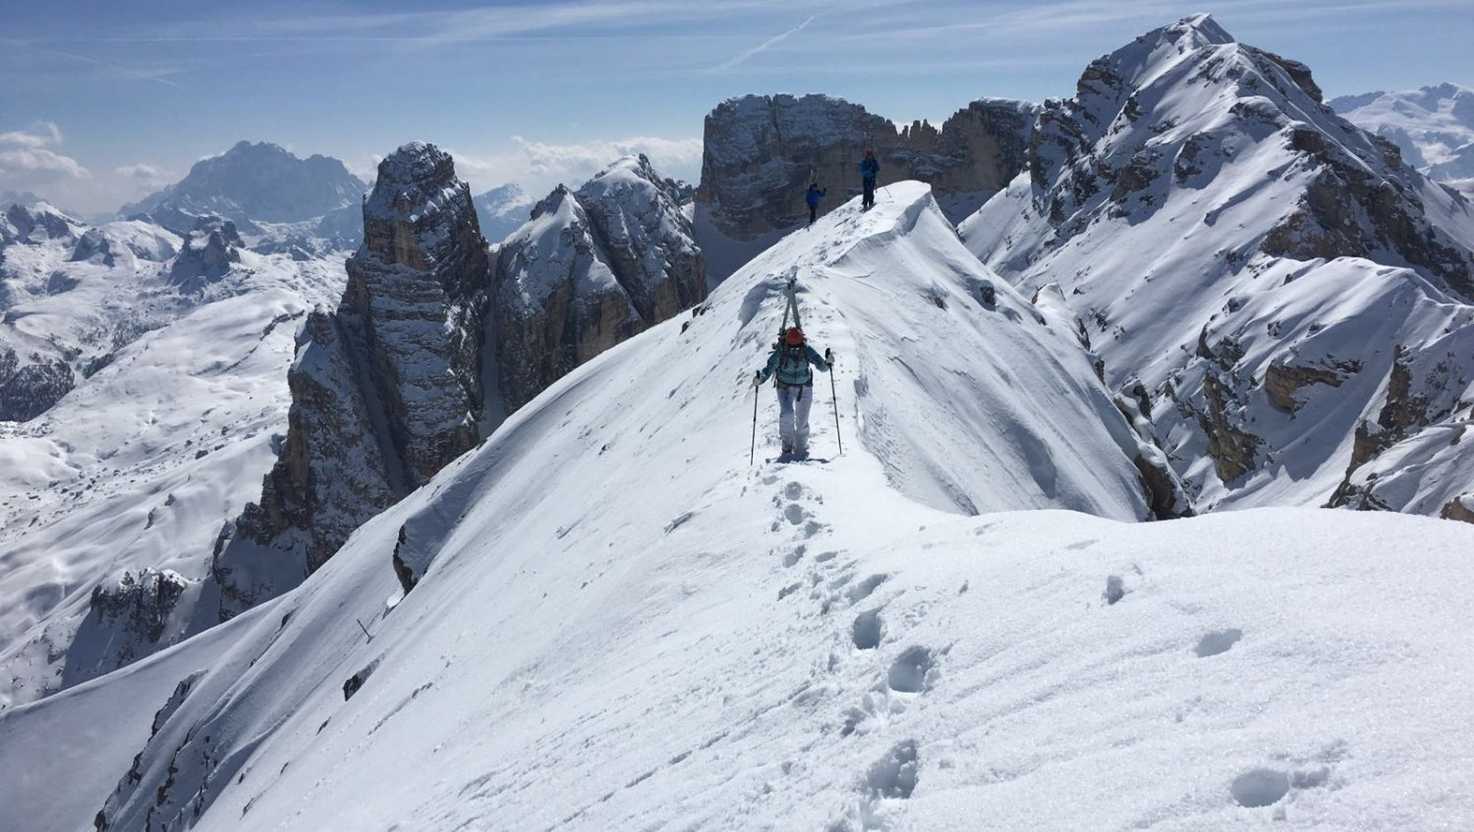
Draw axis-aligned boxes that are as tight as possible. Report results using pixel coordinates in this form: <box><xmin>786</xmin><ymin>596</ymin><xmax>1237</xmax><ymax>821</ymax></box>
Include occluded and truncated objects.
<box><xmin>3</xmin><ymin>185</ymin><xmax>1472</xmax><ymax>832</ymax></box>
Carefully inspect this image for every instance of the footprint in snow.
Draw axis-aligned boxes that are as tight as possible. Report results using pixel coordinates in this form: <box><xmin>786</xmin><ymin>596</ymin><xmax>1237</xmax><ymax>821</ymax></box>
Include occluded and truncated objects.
<box><xmin>783</xmin><ymin>544</ymin><xmax>807</xmax><ymax>567</ymax></box>
<box><xmin>865</xmin><ymin>739</ymin><xmax>920</xmax><ymax>799</ymax></box>
<box><xmin>1230</xmin><ymin>768</ymin><xmax>1290</xmax><ymax>807</ymax></box>
<box><xmin>852</xmin><ymin>608</ymin><xmax>884</xmax><ymax>650</ymax></box>
<box><xmin>1195</xmin><ymin>628</ymin><xmax>1243</xmax><ymax>658</ymax></box>
<box><xmin>845</xmin><ymin>573</ymin><xmax>888</xmax><ymax>605</ymax></box>
<box><xmin>887</xmin><ymin>646</ymin><xmax>937</xmax><ymax>693</ymax></box>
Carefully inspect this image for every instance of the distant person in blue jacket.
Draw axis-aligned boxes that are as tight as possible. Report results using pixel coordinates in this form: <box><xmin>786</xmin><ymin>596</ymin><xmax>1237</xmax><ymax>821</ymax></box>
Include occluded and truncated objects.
<box><xmin>754</xmin><ymin>327</ymin><xmax>833</xmax><ymax>458</ymax></box>
<box><xmin>805</xmin><ymin>182</ymin><xmax>826</xmax><ymax>227</ymax></box>
<box><xmin>859</xmin><ymin>149</ymin><xmax>880</xmax><ymax>210</ymax></box>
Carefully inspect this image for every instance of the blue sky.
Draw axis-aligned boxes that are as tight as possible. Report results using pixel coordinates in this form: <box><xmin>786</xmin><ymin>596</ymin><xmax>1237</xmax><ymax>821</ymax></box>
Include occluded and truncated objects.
<box><xmin>2</xmin><ymin>0</ymin><xmax>1470</xmax><ymax>214</ymax></box>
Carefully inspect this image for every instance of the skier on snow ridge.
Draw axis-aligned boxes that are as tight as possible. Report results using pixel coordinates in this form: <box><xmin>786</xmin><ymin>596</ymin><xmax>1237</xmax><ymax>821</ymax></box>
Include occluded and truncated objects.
<box><xmin>805</xmin><ymin>182</ymin><xmax>827</xmax><ymax>226</ymax></box>
<box><xmin>754</xmin><ymin>327</ymin><xmax>833</xmax><ymax>458</ymax></box>
<box><xmin>859</xmin><ymin>149</ymin><xmax>880</xmax><ymax>210</ymax></box>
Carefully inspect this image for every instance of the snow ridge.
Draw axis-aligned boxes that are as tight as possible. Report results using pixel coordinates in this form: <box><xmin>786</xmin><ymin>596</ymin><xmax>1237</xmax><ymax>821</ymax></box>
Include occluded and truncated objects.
<box><xmin>9</xmin><ymin>182</ymin><xmax>1474</xmax><ymax>832</ymax></box>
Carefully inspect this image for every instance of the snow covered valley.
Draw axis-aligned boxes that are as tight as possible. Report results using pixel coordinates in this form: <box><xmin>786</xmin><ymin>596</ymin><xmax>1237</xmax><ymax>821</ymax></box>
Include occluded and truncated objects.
<box><xmin>3</xmin><ymin>185</ymin><xmax>1471</xmax><ymax>831</ymax></box>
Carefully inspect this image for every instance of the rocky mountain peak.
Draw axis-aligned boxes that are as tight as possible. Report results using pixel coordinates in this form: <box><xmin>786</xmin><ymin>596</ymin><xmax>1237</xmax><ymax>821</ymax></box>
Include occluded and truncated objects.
<box><xmin>529</xmin><ymin>183</ymin><xmax>574</xmax><ymax>221</ymax></box>
<box><xmin>964</xmin><ymin>16</ymin><xmax>1474</xmax><ymax>521</ymax></box>
<box><xmin>3</xmin><ymin>201</ymin><xmax>80</xmax><ymax>244</ymax></box>
<box><xmin>494</xmin><ymin>154</ymin><xmax>706</xmax><ymax>411</ymax></box>
<box><xmin>121</xmin><ymin>139</ymin><xmax>366</xmax><ymax>227</ymax></box>
<box><xmin>215</xmin><ymin>142</ymin><xmax>490</xmax><ymax>615</ymax></box>
<box><xmin>360</xmin><ymin>141</ymin><xmax>482</xmax><ymax>273</ymax></box>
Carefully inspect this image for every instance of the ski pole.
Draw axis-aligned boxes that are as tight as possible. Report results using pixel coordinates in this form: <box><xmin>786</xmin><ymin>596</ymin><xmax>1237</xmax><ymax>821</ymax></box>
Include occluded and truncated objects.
<box><xmin>827</xmin><ymin>350</ymin><xmax>842</xmax><ymax>455</ymax></box>
<box><xmin>750</xmin><ymin>378</ymin><xmax>760</xmax><ymax>465</ymax></box>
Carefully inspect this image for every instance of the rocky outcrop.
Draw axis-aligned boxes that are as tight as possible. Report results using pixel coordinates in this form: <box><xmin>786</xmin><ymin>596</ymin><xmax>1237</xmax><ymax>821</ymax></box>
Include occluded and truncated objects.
<box><xmin>214</xmin><ymin>142</ymin><xmax>489</xmax><ymax>617</ymax></box>
<box><xmin>1263</xmin><ymin>359</ymin><xmax>1358</xmax><ymax>413</ymax></box>
<box><xmin>696</xmin><ymin>94</ymin><xmax>1034</xmax><ymax>240</ymax></box>
<box><xmin>224</xmin><ymin>310</ymin><xmax>396</xmax><ymax>582</ymax></box>
<box><xmin>70</xmin><ymin>227</ymin><xmax>120</xmax><ymax>266</ymax></box>
<box><xmin>342</xmin><ymin>142</ymin><xmax>489</xmax><ymax>484</ymax></box>
<box><xmin>168</xmin><ymin>217</ymin><xmax>243</xmax><ymax>288</ymax></box>
<box><xmin>87</xmin><ymin>569</ymin><xmax>189</xmax><ymax>650</ymax></box>
<box><xmin>1440</xmin><ymin>494</ymin><xmax>1474</xmax><ymax>523</ymax></box>
<box><xmin>0</xmin><ymin>346</ymin><xmax>75</xmax><ymax>421</ymax></box>
<box><xmin>495</xmin><ymin>155</ymin><xmax>705</xmax><ymax>409</ymax></box>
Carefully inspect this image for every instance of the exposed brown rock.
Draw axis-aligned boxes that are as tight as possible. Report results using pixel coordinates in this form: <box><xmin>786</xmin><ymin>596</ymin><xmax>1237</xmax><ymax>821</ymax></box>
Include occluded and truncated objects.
<box><xmin>1198</xmin><ymin>372</ymin><xmax>1261</xmax><ymax>482</ymax></box>
<box><xmin>1262</xmin><ymin>359</ymin><xmax>1359</xmax><ymax>413</ymax></box>
<box><xmin>1439</xmin><ymin>495</ymin><xmax>1474</xmax><ymax>523</ymax></box>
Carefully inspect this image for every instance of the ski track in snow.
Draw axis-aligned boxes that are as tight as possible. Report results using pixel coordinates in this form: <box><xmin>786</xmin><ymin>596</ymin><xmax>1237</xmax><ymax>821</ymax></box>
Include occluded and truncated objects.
<box><xmin>1</xmin><ymin>186</ymin><xmax>1472</xmax><ymax>832</ymax></box>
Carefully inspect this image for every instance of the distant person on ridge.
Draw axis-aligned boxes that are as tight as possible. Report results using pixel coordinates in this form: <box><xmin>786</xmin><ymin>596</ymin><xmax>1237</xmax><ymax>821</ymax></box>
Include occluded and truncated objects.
<box><xmin>805</xmin><ymin>182</ymin><xmax>827</xmax><ymax>227</ymax></box>
<box><xmin>859</xmin><ymin>149</ymin><xmax>880</xmax><ymax>210</ymax></box>
<box><xmin>754</xmin><ymin>327</ymin><xmax>833</xmax><ymax>458</ymax></box>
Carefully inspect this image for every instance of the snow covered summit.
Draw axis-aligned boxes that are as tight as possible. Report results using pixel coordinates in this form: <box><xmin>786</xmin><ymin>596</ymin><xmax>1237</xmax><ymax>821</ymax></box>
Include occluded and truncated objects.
<box><xmin>6</xmin><ymin>181</ymin><xmax>1473</xmax><ymax>832</ymax></box>
<box><xmin>121</xmin><ymin>140</ymin><xmax>367</xmax><ymax>229</ymax></box>
<box><xmin>963</xmin><ymin>14</ymin><xmax>1474</xmax><ymax>517</ymax></box>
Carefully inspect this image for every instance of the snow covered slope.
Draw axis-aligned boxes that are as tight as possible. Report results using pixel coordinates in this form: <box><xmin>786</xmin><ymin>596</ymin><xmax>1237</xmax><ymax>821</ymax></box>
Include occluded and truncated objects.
<box><xmin>0</xmin><ymin>223</ymin><xmax>347</xmax><ymax>708</ymax></box>
<box><xmin>0</xmin><ymin>182</ymin><xmax>1201</xmax><ymax>830</ymax></box>
<box><xmin>5</xmin><ymin>183</ymin><xmax>1472</xmax><ymax>832</ymax></box>
<box><xmin>962</xmin><ymin>15</ymin><xmax>1474</xmax><ymax>517</ymax></box>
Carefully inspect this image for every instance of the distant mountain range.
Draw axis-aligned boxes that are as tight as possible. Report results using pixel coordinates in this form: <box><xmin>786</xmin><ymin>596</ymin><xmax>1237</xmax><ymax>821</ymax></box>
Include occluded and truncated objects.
<box><xmin>120</xmin><ymin>140</ymin><xmax>368</xmax><ymax>228</ymax></box>
<box><xmin>1331</xmin><ymin>83</ymin><xmax>1474</xmax><ymax>192</ymax></box>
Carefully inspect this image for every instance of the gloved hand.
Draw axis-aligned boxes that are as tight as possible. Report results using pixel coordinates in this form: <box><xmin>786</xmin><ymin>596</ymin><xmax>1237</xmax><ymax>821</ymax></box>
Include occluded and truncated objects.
<box><xmin>753</xmin><ymin>370</ymin><xmax>763</xmax><ymax>386</ymax></box>
<box><xmin>824</xmin><ymin>348</ymin><xmax>835</xmax><ymax>367</ymax></box>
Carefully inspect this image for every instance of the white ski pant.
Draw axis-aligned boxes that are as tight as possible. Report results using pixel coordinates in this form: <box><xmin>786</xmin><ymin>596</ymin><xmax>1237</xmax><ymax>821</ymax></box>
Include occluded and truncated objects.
<box><xmin>776</xmin><ymin>384</ymin><xmax>814</xmax><ymax>451</ymax></box>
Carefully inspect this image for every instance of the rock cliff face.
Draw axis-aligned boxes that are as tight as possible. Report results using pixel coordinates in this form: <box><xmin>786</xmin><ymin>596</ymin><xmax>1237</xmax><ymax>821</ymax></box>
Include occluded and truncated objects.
<box><xmin>963</xmin><ymin>14</ymin><xmax>1474</xmax><ymax>518</ymax></box>
<box><xmin>214</xmin><ymin>142</ymin><xmax>490</xmax><ymax>616</ymax></box>
<box><xmin>494</xmin><ymin>154</ymin><xmax>706</xmax><ymax>410</ymax></box>
<box><xmin>695</xmin><ymin>94</ymin><xmax>1034</xmax><ymax>249</ymax></box>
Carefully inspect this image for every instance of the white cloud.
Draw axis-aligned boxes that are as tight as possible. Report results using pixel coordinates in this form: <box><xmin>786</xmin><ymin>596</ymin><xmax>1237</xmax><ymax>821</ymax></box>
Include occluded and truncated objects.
<box><xmin>114</xmin><ymin>162</ymin><xmax>163</xmax><ymax>180</ymax></box>
<box><xmin>440</xmin><ymin>135</ymin><xmax>702</xmax><ymax>197</ymax></box>
<box><xmin>0</xmin><ymin>121</ymin><xmax>62</xmax><ymax>148</ymax></box>
<box><xmin>113</xmin><ymin>162</ymin><xmax>174</xmax><ymax>195</ymax></box>
<box><xmin>0</xmin><ymin>123</ymin><xmax>89</xmax><ymax>185</ymax></box>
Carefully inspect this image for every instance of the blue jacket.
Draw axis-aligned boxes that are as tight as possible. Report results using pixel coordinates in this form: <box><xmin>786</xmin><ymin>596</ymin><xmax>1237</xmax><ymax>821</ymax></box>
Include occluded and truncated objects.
<box><xmin>805</xmin><ymin>185</ymin><xmax>826</xmax><ymax>207</ymax></box>
<box><xmin>758</xmin><ymin>343</ymin><xmax>830</xmax><ymax>387</ymax></box>
<box><xmin>859</xmin><ymin>157</ymin><xmax>879</xmax><ymax>181</ymax></box>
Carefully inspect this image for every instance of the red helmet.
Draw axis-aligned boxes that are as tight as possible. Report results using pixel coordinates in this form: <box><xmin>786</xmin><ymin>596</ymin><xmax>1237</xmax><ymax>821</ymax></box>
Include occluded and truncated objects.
<box><xmin>784</xmin><ymin>326</ymin><xmax>804</xmax><ymax>346</ymax></box>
